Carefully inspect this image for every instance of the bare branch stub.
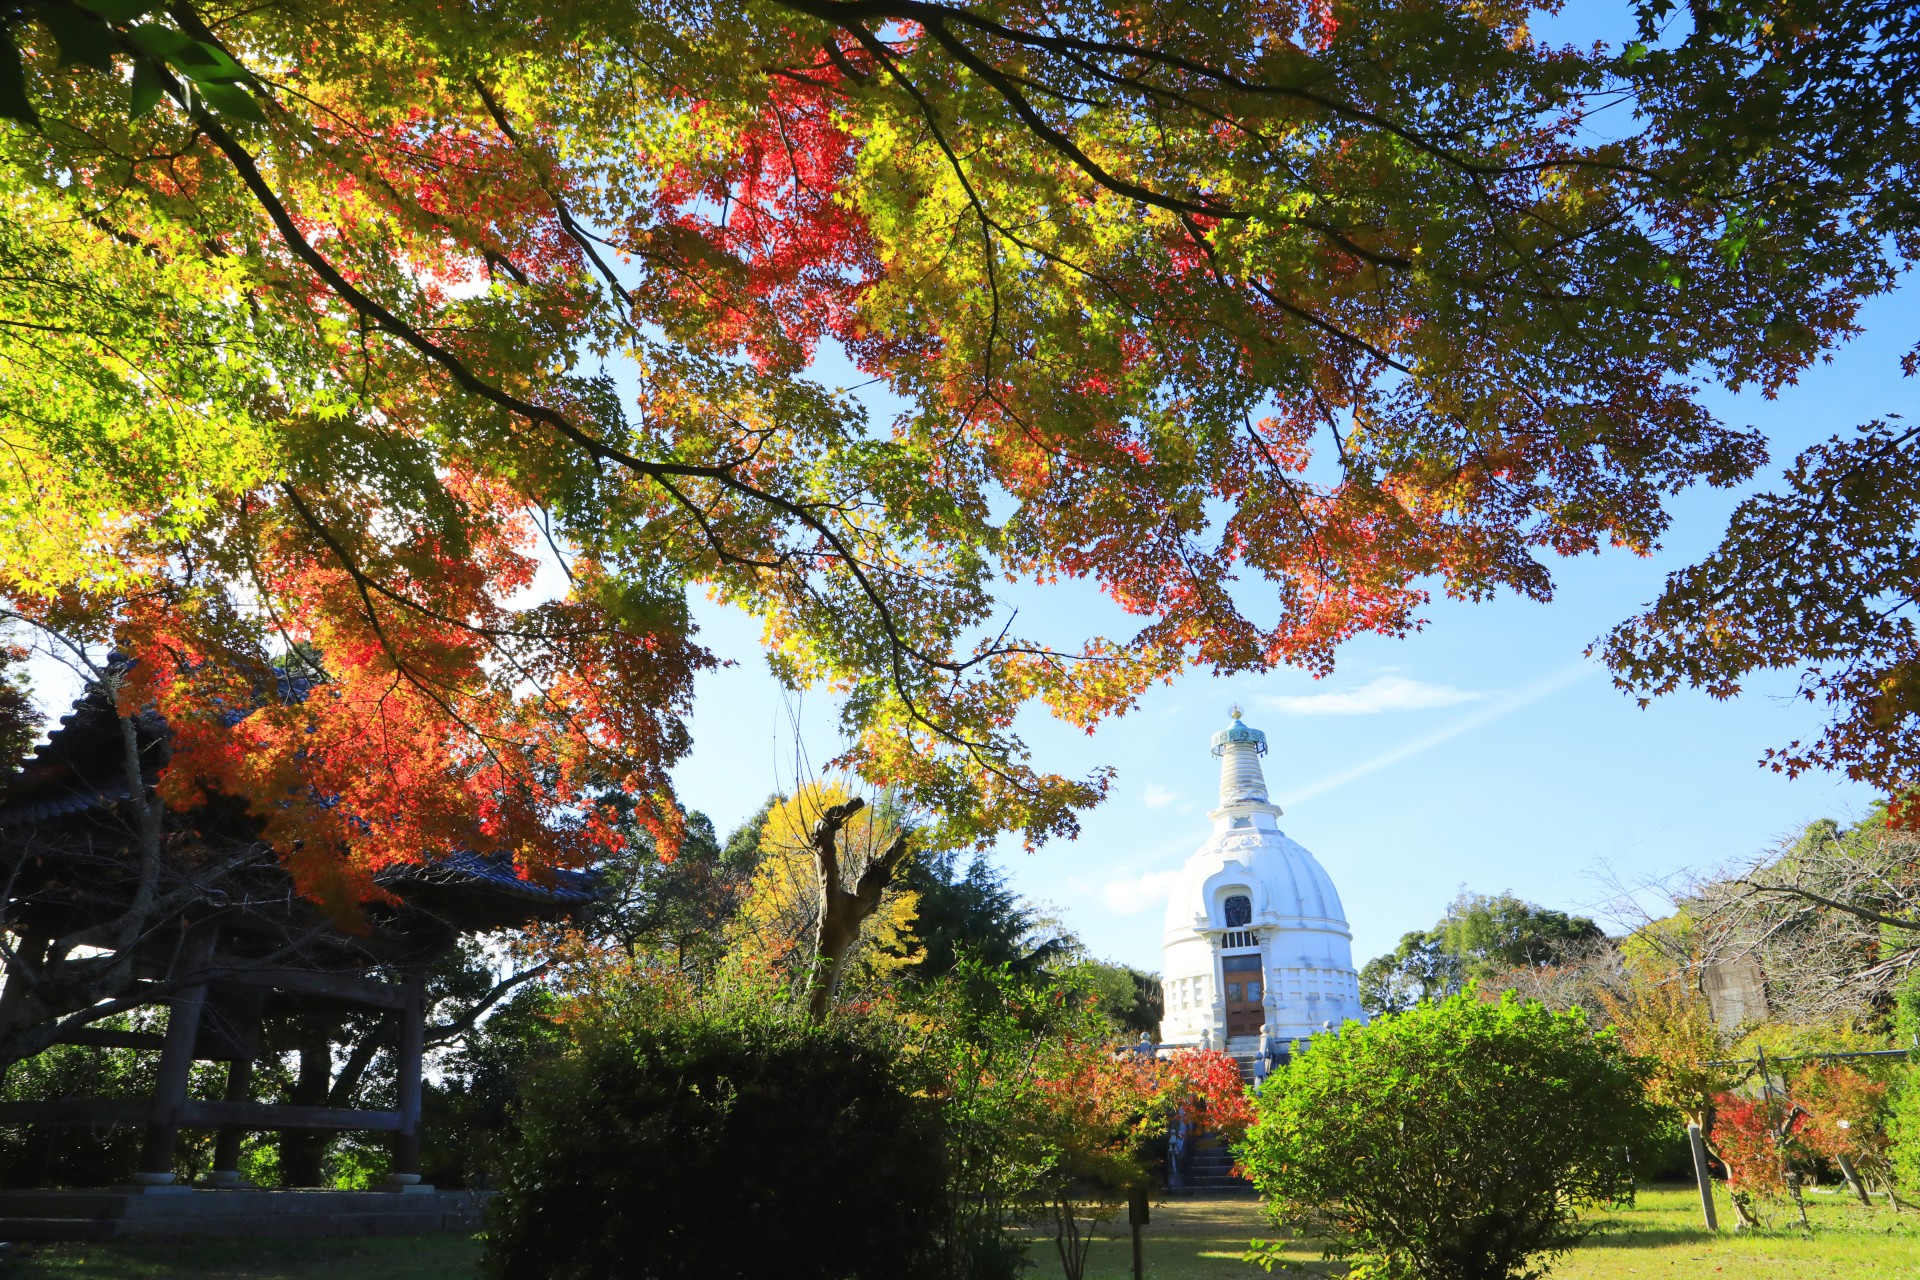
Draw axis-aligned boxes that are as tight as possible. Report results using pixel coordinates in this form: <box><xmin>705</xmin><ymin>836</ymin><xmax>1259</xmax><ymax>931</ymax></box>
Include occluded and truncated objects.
<box><xmin>1686</xmin><ymin>822</ymin><xmax>1920</xmax><ymax>1026</ymax></box>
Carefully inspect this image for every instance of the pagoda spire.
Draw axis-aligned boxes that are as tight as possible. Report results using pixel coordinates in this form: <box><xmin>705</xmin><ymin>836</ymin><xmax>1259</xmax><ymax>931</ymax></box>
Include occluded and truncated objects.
<box><xmin>1210</xmin><ymin>705</ymin><xmax>1271</xmax><ymax>807</ymax></box>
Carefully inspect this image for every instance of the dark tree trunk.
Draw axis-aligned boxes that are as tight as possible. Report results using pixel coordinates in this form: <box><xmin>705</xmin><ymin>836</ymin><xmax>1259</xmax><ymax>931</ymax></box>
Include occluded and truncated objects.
<box><xmin>803</xmin><ymin>798</ymin><xmax>909</xmax><ymax>1022</ymax></box>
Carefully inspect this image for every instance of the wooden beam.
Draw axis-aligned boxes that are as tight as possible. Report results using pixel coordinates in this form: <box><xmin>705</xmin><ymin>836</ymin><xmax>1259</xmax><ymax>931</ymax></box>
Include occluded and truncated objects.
<box><xmin>177</xmin><ymin>1101</ymin><xmax>405</xmax><ymax>1132</ymax></box>
<box><xmin>0</xmin><ymin>1098</ymin><xmax>150</xmax><ymax>1126</ymax></box>
<box><xmin>218</xmin><ymin>966</ymin><xmax>408</xmax><ymax>1009</ymax></box>
<box><xmin>57</xmin><ymin>1027</ymin><xmax>167</xmax><ymax>1051</ymax></box>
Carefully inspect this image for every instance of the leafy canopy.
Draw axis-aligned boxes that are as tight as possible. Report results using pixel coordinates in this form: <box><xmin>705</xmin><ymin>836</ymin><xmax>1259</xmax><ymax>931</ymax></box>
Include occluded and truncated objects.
<box><xmin>0</xmin><ymin>0</ymin><xmax>1908</xmax><ymax>906</ymax></box>
<box><xmin>1601</xmin><ymin>0</ymin><xmax>1920</xmax><ymax>816</ymax></box>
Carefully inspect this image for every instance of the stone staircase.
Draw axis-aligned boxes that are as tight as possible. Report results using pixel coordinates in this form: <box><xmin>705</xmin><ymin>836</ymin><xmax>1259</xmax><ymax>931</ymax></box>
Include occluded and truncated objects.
<box><xmin>1226</xmin><ymin>1034</ymin><xmax>1263</xmax><ymax>1085</ymax></box>
<box><xmin>1179</xmin><ymin>1134</ymin><xmax>1254</xmax><ymax>1194</ymax></box>
<box><xmin>0</xmin><ymin>1188</ymin><xmax>489</xmax><ymax>1241</ymax></box>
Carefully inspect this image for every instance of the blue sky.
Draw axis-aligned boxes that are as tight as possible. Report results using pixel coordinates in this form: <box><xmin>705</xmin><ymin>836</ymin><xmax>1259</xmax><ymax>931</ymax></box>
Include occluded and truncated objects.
<box><xmin>669</xmin><ymin>277</ymin><xmax>1912</xmax><ymax>975</ymax></box>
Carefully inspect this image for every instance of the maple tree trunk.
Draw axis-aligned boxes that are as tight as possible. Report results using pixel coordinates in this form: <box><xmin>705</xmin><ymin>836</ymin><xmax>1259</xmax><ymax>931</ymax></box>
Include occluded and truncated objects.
<box><xmin>1729</xmin><ymin>1187</ymin><xmax>1761</xmax><ymax>1231</ymax></box>
<box><xmin>0</xmin><ymin>644</ymin><xmax>238</xmax><ymax>1081</ymax></box>
<box><xmin>0</xmin><ymin>927</ymin><xmax>52</xmax><ymax>1089</ymax></box>
<box><xmin>1051</xmin><ymin>1191</ymin><xmax>1096</xmax><ymax>1280</ymax></box>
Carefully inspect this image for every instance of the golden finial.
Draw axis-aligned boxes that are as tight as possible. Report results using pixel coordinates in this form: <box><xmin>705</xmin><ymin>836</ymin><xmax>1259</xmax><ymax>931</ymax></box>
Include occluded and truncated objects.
<box><xmin>1229</xmin><ymin>703</ymin><xmax>1243</xmax><ymax>720</ymax></box>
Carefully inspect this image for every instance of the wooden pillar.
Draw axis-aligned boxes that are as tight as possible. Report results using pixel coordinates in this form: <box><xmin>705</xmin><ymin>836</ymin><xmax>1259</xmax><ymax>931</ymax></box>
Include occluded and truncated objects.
<box><xmin>388</xmin><ymin>974</ymin><xmax>427</xmax><ymax>1189</ymax></box>
<box><xmin>206</xmin><ymin>1055</ymin><xmax>255</xmax><ymax>1185</ymax></box>
<box><xmin>1128</xmin><ymin>1185</ymin><xmax>1149</xmax><ymax>1280</ymax></box>
<box><xmin>279</xmin><ymin>1019</ymin><xmax>334</xmax><ymax>1187</ymax></box>
<box><xmin>135</xmin><ymin>925</ymin><xmax>216</xmax><ymax>1186</ymax></box>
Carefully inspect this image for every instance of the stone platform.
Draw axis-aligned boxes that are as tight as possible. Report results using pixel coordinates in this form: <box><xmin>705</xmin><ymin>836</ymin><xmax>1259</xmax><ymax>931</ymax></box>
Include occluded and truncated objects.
<box><xmin>0</xmin><ymin>1188</ymin><xmax>490</xmax><ymax>1241</ymax></box>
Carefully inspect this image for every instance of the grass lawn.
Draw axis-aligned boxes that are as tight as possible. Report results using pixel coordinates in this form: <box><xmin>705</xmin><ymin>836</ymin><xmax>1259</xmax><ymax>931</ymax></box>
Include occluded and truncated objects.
<box><xmin>8</xmin><ymin>1186</ymin><xmax>1920</xmax><ymax>1278</ymax></box>
<box><xmin>1038</xmin><ymin>1185</ymin><xmax>1920</xmax><ymax>1280</ymax></box>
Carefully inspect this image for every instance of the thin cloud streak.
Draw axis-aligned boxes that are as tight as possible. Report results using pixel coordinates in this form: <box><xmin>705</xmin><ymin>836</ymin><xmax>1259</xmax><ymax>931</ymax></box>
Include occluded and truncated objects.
<box><xmin>1277</xmin><ymin>661</ymin><xmax>1600</xmax><ymax>809</ymax></box>
<box><xmin>1261</xmin><ymin>674</ymin><xmax>1482</xmax><ymax>716</ymax></box>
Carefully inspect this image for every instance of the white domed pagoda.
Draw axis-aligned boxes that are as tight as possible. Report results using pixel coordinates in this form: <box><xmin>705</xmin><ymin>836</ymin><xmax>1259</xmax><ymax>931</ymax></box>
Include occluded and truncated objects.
<box><xmin>1159</xmin><ymin>709</ymin><xmax>1365</xmax><ymax>1057</ymax></box>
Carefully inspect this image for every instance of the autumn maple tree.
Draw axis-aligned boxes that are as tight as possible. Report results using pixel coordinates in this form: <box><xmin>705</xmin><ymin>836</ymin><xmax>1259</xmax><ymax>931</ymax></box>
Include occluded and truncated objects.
<box><xmin>1792</xmin><ymin>1064</ymin><xmax>1891</xmax><ymax>1206</ymax></box>
<box><xmin>0</xmin><ymin>0</ymin><xmax>1914</xmax><ymax>923</ymax></box>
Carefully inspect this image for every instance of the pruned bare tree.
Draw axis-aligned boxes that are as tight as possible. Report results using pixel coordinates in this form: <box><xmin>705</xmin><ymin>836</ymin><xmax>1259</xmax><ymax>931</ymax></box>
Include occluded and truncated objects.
<box><xmin>1685</xmin><ymin>816</ymin><xmax>1920</xmax><ymax>1027</ymax></box>
<box><xmin>1481</xmin><ymin>936</ymin><xmax>1634</xmax><ymax>1027</ymax></box>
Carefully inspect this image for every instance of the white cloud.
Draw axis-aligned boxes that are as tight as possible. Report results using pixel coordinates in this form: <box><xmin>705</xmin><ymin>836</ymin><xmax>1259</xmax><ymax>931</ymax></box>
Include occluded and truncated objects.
<box><xmin>1259</xmin><ymin>675</ymin><xmax>1482</xmax><ymax>716</ymax></box>
<box><xmin>1100</xmin><ymin>869</ymin><xmax>1182</xmax><ymax>916</ymax></box>
<box><xmin>1142</xmin><ymin>784</ymin><xmax>1180</xmax><ymax>809</ymax></box>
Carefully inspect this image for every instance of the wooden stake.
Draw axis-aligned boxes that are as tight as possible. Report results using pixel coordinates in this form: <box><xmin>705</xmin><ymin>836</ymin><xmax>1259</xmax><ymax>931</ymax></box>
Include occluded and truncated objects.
<box><xmin>1687</xmin><ymin>1121</ymin><xmax>1719</xmax><ymax>1231</ymax></box>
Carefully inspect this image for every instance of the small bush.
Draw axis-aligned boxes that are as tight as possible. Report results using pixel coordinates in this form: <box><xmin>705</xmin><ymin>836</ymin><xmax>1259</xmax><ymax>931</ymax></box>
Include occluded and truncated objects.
<box><xmin>1240</xmin><ymin>991</ymin><xmax>1663</xmax><ymax>1280</ymax></box>
<box><xmin>484</xmin><ymin>993</ymin><xmax>945</xmax><ymax>1280</ymax></box>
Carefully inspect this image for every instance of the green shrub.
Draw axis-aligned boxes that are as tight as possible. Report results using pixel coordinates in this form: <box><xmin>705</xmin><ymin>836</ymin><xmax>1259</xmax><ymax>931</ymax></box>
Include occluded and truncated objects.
<box><xmin>1240</xmin><ymin>991</ymin><xmax>1663</xmax><ymax>1280</ymax></box>
<box><xmin>484</xmin><ymin>995</ymin><xmax>945</xmax><ymax>1280</ymax></box>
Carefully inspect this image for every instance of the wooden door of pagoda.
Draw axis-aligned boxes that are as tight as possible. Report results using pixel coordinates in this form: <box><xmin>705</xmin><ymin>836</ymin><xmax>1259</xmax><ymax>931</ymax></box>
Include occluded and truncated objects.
<box><xmin>1221</xmin><ymin>953</ymin><xmax>1264</xmax><ymax>1038</ymax></box>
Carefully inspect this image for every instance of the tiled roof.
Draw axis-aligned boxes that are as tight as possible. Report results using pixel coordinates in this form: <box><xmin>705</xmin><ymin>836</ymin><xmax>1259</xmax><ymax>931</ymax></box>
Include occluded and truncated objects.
<box><xmin>0</xmin><ymin>780</ymin><xmax>137</xmax><ymax>829</ymax></box>
<box><xmin>378</xmin><ymin>850</ymin><xmax>600</xmax><ymax>906</ymax></box>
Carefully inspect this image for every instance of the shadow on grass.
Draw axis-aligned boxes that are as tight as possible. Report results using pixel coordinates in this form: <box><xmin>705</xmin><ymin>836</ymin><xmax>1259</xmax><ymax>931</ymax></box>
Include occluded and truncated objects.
<box><xmin>1577</xmin><ymin>1225</ymin><xmax>1728</xmax><ymax>1250</ymax></box>
<box><xmin>9</xmin><ymin>1233</ymin><xmax>483</xmax><ymax>1280</ymax></box>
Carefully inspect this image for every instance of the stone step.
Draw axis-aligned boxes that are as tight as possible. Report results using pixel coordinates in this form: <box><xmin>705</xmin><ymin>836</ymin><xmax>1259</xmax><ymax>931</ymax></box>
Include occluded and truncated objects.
<box><xmin>1172</xmin><ymin>1182</ymin><xmax>1259</xmax><ymax>1197</ymax></box>
<box><xmin>0</xmin><ymin>1189</ymin><xmax>487</xmax><ymax>1240</ymax></box>
<box><xmin>0</xmin><ymin>1216</ymin><xmax>115</xmax><ymax>1242</ymax></box>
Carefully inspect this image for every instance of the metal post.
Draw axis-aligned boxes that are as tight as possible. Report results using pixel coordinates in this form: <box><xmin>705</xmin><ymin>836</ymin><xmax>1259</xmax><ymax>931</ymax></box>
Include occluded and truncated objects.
<box><xmin>1128</xmin><ymin>1184</ymin><xmax>1149</xmax><ymax>1280</ymax></box>
<box><xmin>135</xmin><ymin>925</ymin><xmax>216</xmax><ymax>1187</ymax></box>
<box><xmin>1687</xmin><ymin>1121</ymin><xmax>1719</xmax><ymax>1231</ymax></box>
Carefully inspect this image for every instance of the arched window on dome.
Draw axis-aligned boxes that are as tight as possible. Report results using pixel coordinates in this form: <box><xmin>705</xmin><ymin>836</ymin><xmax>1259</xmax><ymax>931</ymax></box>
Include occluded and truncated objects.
<box><xmin>1222</xmin><ymin>894</ymin><xmax>1252</xmax><ymax>928</ymax></box>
